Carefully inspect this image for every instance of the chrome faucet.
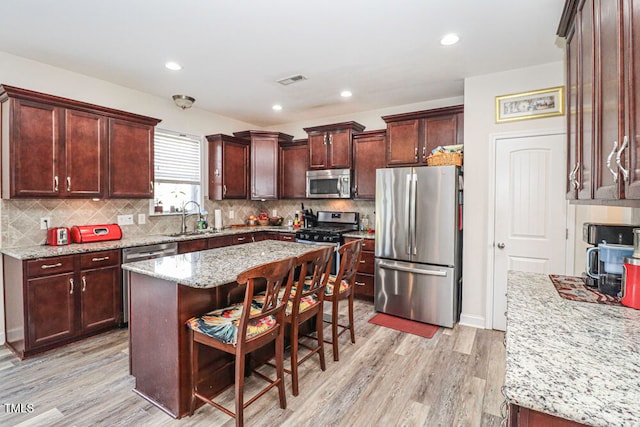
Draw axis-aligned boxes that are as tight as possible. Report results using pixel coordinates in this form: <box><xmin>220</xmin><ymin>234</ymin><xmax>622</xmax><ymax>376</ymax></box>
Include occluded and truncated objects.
<box><xmin>181</xmin><ymin>201</ymin><xmax>201</xmax><ymax>234</ymax></box>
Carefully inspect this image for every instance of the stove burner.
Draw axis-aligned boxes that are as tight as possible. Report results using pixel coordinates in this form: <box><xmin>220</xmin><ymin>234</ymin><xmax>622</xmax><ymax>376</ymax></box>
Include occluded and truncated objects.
<box><xmin>295</xmin><ymin>210</ymin><xmax>360</xmax><ymax>244</ymax></box>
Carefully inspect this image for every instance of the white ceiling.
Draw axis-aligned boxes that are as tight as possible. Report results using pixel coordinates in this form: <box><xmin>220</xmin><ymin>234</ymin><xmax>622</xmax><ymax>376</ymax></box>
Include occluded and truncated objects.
<box><xmin>0</xmin><ymin>0</ymin><xmax>566</xmax><ymax>127</ymax></box>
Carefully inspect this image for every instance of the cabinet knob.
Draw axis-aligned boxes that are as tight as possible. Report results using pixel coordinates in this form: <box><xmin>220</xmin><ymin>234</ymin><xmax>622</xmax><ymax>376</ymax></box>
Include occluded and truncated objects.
<box><xmin>497</xmin><ymin>242</ymin><xmax>505</xmax><ymax>249</ymax></box>
<box><xmin>150</xmin><ymin>181</ymin><xmax>154</xmax><ymax>192</ymax></box>
<box><xmin>355</xmin><ymin>281</ymin><xmax>365</xmax><ymax>286</ymax></box>
<box><xmin>69</xmin><ymin>278</ymin><xmax>74</xmax><ymax>294</ymax></box>
<box><xmin>54</xmin><ymin>176</ymin><xmax>59</xmax><ymax>192</ymax></box>
<box><xmin>223</xmin><ymin>185</ymin><xmax>227</xmax><ymax>196</ymax></box>
<box><xmin>66</xmin><ymin>177</ymin><xmax>71</xmax><ymax>192</ymax></box>
<box><xmin>616</xmin><ymin>136</ymin><xmax>629</xmax><ymax>182</ymax></box>
<box><xmin>606</xmin><ymin>140</ymin><xmax>619</xmax><ymax>182</ymax></box>
<box><xmin>82</xmin><ymin>276</ymin><xmax>87</xmax><ymax>292</ymax></box>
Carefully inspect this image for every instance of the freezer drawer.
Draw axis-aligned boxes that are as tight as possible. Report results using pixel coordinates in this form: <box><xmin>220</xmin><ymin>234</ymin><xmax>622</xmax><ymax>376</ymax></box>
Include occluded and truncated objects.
<box><xmin>374</xmin><ymin>258</ymin><xmax>457</xmax><ymax>328</ymax></box>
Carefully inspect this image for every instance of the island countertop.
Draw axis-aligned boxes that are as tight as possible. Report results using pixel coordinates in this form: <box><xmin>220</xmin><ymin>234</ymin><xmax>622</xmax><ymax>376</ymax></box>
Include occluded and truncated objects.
<box><xmin>122</xmin><ymin>240</ymin><xmax>330</xmax><ymax>288</ymax></box>
<box><xmin>505</xmin><ymin>271</ymin><xmax>640</xmax><ymax>426</ymax></box>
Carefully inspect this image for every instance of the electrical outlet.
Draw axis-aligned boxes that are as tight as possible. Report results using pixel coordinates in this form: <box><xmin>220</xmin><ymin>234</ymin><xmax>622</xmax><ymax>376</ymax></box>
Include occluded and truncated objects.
<box><xmin>117</xmin><ymin>214</ymin><xmax>134</xmax><ymax>226</ymax></box>
<box><xmin>138</xmin><ymin>213</ymin><xmax>146</xmax><ymax>224</ymax></box>
<box><xmin>40</xmin><ymin>217</ymin><xmax>51</xmax><ymax>230</ymax></box>
<box><xmin>229</xmin><ymin>210</ymin><xmax>235</xmax><ymax>219</ymax></box>
<box><xmin>272</xmin><ymin>209</ymin><xmax>278</xmax><ymax>217</ymax></box>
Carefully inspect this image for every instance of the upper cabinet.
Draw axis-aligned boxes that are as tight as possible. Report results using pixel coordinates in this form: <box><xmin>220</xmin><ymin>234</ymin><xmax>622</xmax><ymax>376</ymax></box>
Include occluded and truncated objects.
<box><xmin>279</xmin><ymin>139</ymin><xmax>308</xmax><ymax>199</ymax></box>
<box><xmin>559</xmin><ymin>0</ymin><xmax>640</xmax><ymax>202</ymax></box>
<box><xmin>207</xmin><ymin>134</ymin><xmax>250</xmax><ymax>200</ymax></box>
<box><xmin>0</xmin><ymin>85</ymin><xmax>161</xmax><ymax>199</ymax></box>
<box><xmin>352</xmin><ymin>130</ymin><xmax>386</xmax><ymax>200</ymax></box>
<box><xmin>234</xmin><ymin>130</ymin><xmax>293</xmax><ymax>200</ymax></box>
<box><xmin>304</xmin><ymin>122</ymin><xmax>365</xmax><ymax>170</ymax></box>
<box><xmin>382</xmin><ymin>106</ymin><xmax>464</xmax><ymax>167</ymax></box>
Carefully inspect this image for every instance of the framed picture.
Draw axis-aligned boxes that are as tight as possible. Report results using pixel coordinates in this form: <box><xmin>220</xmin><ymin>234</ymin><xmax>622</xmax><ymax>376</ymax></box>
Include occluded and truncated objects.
<box><xmin>495</xmin><ymin>86</ymin><xmax>564</xmax><ymax>123</ymax></box>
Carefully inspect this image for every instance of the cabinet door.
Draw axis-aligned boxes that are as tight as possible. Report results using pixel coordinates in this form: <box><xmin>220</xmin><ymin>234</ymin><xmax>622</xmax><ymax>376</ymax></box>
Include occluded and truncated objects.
<box><xmin>327</xmin><ymin>130</ymin><xmax>351</xmax><ymax>169</ymax></box>
<box><xmin>223</xmin><ymin>140</ymin><xmax>250</xmax><ymax>199</ymax></box>
<box><xmin>79</xmin><ymin>267</ymin><xmax>121</xmax><ymax>331</ymax></box>
<box><xmin>624</xmin><ymin>0</ymin><xmax>640</xmax><ymax>197</ymax></box>
<box><xmin>178</xmin><ymin>239</ymin><xmax>208</xmax><ymax>254</ymax></box>
<box><xmin>208</xmin><ymin>235</ymin><xmax>233</xmax><ymax>248</ymax></box>
<box><xmin>64</xmin><ymin>109</ymin><xmax>106</xmax><ymax>198</ymax></box>
<box><xmin>108</xmin><ymin>119</ymin><xmax>154</xmax><ymax>198</ymax></box>
<box><xmin>279</xmin><ymin>142</ymin><xmax>308</xmax><ymax>198</ymax></box>
<box><xmin>9</xmin><ymin>99</ymin><xmax>60</xmax><ymax>197</ymax></box>
<box><xmin>229</xmin><ymin>233</ymin><xmax>253</xmax><ymax>245</ymax></box>
<box><xmin>308</xmin><ymin>133</ymin><xmax>328</xmax><ymax>169</ymax></box>
<box><xmin>579</xmin><ymin>0</ymin><xmax>596</xmax><ymax>199</ymax></box>
<box><xmin>566</xmin><ymin>22</ymin><xmax>580</xmax><ymax>199</ymax></box>
<box><xmin>423</xmin><ymin>116</ymin><xmax>457</xmax><ymax>163</ymax></box>
<box><xmin>594</xmin><ymin>0</ymin><xmax>624</xmax><ymax>199</ymax></box>
<box><xmin>353</xmin><ymin>132</ymin><xmax>386</xmax><ymax>200</ymax></box>
<box><xmin>251</xmin><ymin>135</ymin><xmax>278</xmax><ymax>200</ymax></box>
<box><xmin>27</xmin><ymin>273</ymin><xmax>76</xmax><ymax>348</ymax></box>
<box><xmin>386</xmin><ymin>120</ymin><xmax>420</xmax><ymax>166</ymax></box>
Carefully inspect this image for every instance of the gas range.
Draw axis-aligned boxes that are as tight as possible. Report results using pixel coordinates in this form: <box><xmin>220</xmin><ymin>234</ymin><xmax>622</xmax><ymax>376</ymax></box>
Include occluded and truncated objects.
<box><xmin>295</xmin><ymin>211</ymin><xmax>359</xmax><ymax>244</ymax></box>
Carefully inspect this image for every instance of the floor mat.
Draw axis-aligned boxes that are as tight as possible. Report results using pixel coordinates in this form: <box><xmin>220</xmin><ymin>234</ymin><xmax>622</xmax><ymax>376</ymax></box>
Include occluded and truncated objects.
<box><xmin>548</xmin><ymin>274</ymin><xmax>621</xmax><ymax>306</ymax></box>
<box><xmin>368</xmin><ymin>313</ymin><xmax>439</xmax><ymax>338</ymax></box>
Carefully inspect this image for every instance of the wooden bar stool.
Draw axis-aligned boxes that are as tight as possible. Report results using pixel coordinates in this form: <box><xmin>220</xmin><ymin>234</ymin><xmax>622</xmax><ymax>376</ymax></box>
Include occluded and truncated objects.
<box><xmin>186</xmin><ymin>256</ymin><xmax>296</xmax><ymax>427</ymax></box>
<box><xmin>286</xmin><ymin>246</ymin><xmax>333</xmax><ymax>396</ymax></box>
<box><xmin>323</xmin><ymin>238</ymin><xmax>364</xmax><ymax>361</ymax></box>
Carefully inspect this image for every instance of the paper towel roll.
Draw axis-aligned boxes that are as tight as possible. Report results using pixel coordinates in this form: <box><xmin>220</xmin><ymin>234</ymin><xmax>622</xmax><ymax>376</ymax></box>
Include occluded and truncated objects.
<box><xmin>214</xmin><ymin>209</ymin><xmax>222</xmax><ymax>231</ymax></box>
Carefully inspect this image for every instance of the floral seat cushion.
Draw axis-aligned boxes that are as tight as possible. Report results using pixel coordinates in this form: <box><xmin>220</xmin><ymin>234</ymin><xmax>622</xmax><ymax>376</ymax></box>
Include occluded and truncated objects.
<box><xmin>253</xmin><ymin>286</ymin><xmax>320</xmax><ymax>316</ymax></box>
<box><xmin>305</xmin><ymin>275</ymin><xmax>348</xmax><ymax>297</ymax></box>
<box><xmin>186</xmin><ymin>303</ymin><xmax>276</xmax><ymax>346</ymax></box>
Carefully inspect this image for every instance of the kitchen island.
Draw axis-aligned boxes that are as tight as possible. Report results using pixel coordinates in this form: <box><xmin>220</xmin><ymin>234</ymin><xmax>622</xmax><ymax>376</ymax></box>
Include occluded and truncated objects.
<box><xmin>122</xmin><ymin>240</ymin><xmax>328</xmax><ymax>419</ymax></box>
<box><xmin>505</xmin><ymin>271</ymin><xmax>640</xmax><ymax>426</ymax></box>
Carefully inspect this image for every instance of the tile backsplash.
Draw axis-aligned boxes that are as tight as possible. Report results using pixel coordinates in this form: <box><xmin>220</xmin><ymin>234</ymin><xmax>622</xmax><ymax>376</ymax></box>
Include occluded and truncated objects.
<box><xmin>0</xmin><ymin>198</ymin><xmax>375</xmax><ymax>248</ymax></box>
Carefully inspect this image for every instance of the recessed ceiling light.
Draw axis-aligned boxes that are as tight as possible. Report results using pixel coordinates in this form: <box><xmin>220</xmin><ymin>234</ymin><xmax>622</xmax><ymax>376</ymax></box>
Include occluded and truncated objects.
<box><xmin>440</xmin><ymin>33</ymin><xmax>460</xmax><ymax>46</ymax></box>
<box><xmin>165</xmin><ymin>61</ymin><xmax>182</xmax><ymax>71</ymax></box>
<box><xmin>272</xmin><ymin>104</ymin><xmax>283</xmax><ymax>111</ymax></box>
<box><xmin>340</xmin><ymin>90</ymin><xmax>353</xmax><ymax>98</ymax></box>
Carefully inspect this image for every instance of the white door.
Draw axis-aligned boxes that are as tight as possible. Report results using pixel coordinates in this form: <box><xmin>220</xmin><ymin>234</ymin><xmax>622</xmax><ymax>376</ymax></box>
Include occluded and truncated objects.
<box><xmin>492</xmin><ymin>132</ymin><xmax>567</xmax><ymax>330</ymax></box>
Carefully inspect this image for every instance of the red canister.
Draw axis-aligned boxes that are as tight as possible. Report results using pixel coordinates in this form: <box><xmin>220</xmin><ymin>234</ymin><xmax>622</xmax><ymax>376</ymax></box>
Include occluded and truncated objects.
<box><xmin>622</xmin><ymin>257</ymin><xmax>640</xmax><ymax>309</ymax></box>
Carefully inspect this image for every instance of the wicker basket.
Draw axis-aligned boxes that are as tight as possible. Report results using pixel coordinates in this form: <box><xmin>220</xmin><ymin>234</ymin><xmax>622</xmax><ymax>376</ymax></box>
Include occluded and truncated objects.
<box><xmin>426</xmin><ymin>152</ymin><xmax>463</xmax><ymax>166</ymax></box>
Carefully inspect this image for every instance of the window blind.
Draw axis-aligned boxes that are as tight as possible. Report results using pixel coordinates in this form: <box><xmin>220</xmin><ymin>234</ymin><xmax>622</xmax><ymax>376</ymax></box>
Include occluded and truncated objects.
<box><xmin>154</xmin><ymin>129</ymin><xmax>201</xmax><ymax>184</ymax></box>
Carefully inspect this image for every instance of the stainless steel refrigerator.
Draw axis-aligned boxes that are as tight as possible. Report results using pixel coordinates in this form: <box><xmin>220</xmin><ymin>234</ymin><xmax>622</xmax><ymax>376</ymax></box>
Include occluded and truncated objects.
<box><xmin>374</xmin><ymin>165</ymin><xmax>462</xmax><ymax>327</ymax></box>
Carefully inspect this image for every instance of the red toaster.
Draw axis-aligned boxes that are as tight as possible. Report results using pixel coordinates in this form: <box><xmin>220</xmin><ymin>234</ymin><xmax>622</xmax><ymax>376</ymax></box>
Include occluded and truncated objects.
<box><xmin>70</xmin><ymin>224</ymin><xmax>122</xmax><ymax>243</ymax></box>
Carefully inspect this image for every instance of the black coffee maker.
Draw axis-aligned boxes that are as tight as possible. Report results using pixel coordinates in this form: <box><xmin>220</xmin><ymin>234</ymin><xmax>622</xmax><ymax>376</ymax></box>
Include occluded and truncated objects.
<box><xmin>583</xmin><ymin>223</ymin><xmax>636</xmax><ymax>292</ymax></box>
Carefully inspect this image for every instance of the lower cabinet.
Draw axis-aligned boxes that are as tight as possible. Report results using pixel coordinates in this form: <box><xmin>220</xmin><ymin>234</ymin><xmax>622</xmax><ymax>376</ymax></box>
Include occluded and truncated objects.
<box><xmin>4</xmin><ymin>250</ymin><xmax>122</xmax><ymax>359</ymax></box>
<box><xmin>345</xmin><ymin>237</ymin><xmax>375</xmax><ymax>299</ymax></box>
<box><xmin>508</xmin><ymin>404</ymin><xmax>586</xmax><ymax>427</ymax></box>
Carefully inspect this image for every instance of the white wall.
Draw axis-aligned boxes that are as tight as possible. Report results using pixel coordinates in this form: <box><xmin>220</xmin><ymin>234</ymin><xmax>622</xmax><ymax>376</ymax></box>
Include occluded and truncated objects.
<box><xmin>461</xmin><ymin>61</ymin><xmax>566</xmax><ymax>328</ymax></box>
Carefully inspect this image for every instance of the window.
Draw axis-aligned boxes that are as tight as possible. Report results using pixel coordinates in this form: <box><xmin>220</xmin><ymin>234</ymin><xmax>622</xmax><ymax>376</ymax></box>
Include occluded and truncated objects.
<box><xmin>152</xmin><ymin>129</ymin><xmax>203</xmax><ymax>215</ymax></box>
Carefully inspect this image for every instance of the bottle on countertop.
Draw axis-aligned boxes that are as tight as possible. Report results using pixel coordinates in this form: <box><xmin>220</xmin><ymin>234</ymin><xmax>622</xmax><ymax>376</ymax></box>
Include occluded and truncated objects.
<box><xmin>361</xmin><ymin>214</ymin><xmax>369</xmax><ymax>232</ymax></box>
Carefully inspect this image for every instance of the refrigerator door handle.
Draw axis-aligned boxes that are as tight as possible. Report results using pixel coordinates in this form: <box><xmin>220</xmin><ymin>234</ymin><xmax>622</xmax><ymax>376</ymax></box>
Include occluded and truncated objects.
<box><xmin>405</xmin><ymin>173</ymin><xmax>412</xmax><ymax>255</ymax></box>
<box><xmin>378</xmin><ymin>262</ymin><xmax>447</xmax><ymax>277</ymax></box>
<box><xmin>411</xmin><ymin>173</ymin><xmax>417</xmax><ymax>255</ymax></box>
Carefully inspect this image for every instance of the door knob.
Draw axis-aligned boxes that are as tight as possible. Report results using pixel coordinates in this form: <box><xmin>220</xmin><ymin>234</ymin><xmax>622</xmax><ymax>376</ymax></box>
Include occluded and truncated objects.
<box><xmin>497</xmin><ymin>242</ymin><xmax>506</xmax><ymax>249</ymax></box>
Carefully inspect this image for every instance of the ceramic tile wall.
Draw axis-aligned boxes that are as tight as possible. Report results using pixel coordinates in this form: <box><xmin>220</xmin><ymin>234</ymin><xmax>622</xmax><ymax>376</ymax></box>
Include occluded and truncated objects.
<box><xmin>0</xmin><ymin>198</ymin><xmax>375</xmax><ymax>248</ymax></box>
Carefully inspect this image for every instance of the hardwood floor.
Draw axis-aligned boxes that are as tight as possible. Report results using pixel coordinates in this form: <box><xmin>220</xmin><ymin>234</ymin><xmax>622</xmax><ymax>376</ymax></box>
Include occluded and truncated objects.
<box><xmin>0</xmin><ymin>300</ymin><xmax>505</xmax><ymax>426</ymax></box>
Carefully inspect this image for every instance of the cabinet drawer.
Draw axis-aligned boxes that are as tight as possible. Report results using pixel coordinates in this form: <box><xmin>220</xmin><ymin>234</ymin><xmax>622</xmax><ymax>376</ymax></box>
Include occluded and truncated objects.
<box><xmin>27</xmin><ymin>256</ymin><xmax>75</xmax><ymax>278</ymax></box>
<box><xmin>344</xmin><ymin>237</ymin><xmax>375</xmax><ymax>252</ymax></box>
<box><xmin>279</xmin><ymin>233</ymin><xmax>296</xmax><ymax>242</ymax></box>
<box><xmin>354</xmin><ymin>273</ymin><xmax>374</xmax><ymax>298</ymax></box>
<box><xmin>80</xmin><ymin>250</ymin><xmax>120</xmax><ymax>269</ymax></box>
<box><xmin>230</xmin><ymin>233</ymin><xmax>253</xmax><ymax>245</ymax></box>
<box><xmin>357</xmin><ymin>251</ymin><xmax>375</xmax><ymax>275</ymax></box>
<box><xmin>178</xmin><ymin>239</ymin><xmax>208</xmax><ymax>254</ymax></box>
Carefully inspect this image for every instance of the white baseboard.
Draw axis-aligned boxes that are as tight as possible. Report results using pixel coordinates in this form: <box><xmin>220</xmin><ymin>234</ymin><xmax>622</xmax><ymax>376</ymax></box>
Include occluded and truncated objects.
<box><xmin>0</xmin><ymin>331</ymin><xmax>5</xmax><ymax>345</ymax></box>
<box><xmin>459</xmin><ymin>313</ymin><xmax>486</xmax><ymax>329</ymax></box>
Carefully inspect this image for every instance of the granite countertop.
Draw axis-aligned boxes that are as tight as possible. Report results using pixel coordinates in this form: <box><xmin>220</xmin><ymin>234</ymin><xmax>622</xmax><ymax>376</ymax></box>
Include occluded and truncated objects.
<box><xmin>122</xmin><ymin>240</ymin><xmax>330</xmax><ymax>288</ymax></box>
<box><xmin>0</xmin><ymin>226</ymin><xmax>296</xmax><ymax>260</ymax></box>
<box><xmin>505</xmin><ymin>271</ymin><xmax>640</xmax><ymax>426</ymax></box>
<box><xmin>343</xmin><ymin>231</ymin><xmax>375</xmax><ymax>240</ymax></box>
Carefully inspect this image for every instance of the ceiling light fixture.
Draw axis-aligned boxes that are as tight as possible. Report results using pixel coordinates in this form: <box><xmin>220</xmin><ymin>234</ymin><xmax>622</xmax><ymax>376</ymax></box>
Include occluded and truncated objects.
<box><xmin>272</xmin><ymin>104</ymin><xmax>283</xmax><ymax>111</ymax></box>
<box><xmin>440</xmin><ymin>33</ymin><xmax>460</xmax><ymax>46</ymax></box>
<box><xmin>165</xmin><ymin>61</ymin><xmax>182</xmax><ymax>71</ymax></box>
<box><xmin>172</xmin><ymin>95</ymin><xmax>195</xmax><ymax>110</ymax></box>
<box><xmin>340</xmin><ymin>90</ymin><xmax>353</xmax><ymax>98</ymax></box>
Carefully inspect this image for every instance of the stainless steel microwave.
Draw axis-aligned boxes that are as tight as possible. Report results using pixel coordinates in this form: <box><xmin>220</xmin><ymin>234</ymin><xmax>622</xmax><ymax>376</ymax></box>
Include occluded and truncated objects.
<box><xmin>306</xmin><ymin>169</ymin><xmax>351</xmax><ymax>199</ymax></box>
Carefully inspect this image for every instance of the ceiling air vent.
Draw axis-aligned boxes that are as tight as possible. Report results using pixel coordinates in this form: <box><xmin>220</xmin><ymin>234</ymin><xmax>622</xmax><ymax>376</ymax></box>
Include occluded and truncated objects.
<box><xmin>276</xmin><ymin>74</ymin><xmax>308</xmax><ymax>85</ymax></box>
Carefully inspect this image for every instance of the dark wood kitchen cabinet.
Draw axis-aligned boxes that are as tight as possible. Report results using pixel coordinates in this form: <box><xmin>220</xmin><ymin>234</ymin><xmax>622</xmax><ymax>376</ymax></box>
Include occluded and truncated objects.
<box><xmin>559</xmin><ymin>0</ymin><xmax>640</xmax><ymax>202</ymax></box>
<box><xmin>352</xmin><ymin>130</ymin><xmax>386</xmax><ymax>200</ymax></box>
<box><xmin>304</xmin><ymin>121</ymin><xmax>365</xmax><ymax>170</ymax></box>
<box><xmin>279</xmin><ymin>139</ymin><xmax>308</xmax><ymax>199</ymax></box>
<box><xmin>108</xmin><ymin>119</ymin><xmax>155</xmax><ymax>198</ymax></box>
<box><xmin>3</xmin><ymin>250</ymin><xmax>122</xmax><ymax>359</ymax></box>
<box><xmin>382</xmin><ymin>106</ymin><xmax>463</xmax><ymax>167</ymax></box>
<box><xmin>0</xmin><ymin>85</ymin><xmax>160</xmax><ymax>200</ymax></box>
<box><xmin>234</xmin><ymin>130</ymin><xmax>294</xmax><ymax>200</ymax></box>
<box><xmin>345</xmin><ymin>237</ymin><xmax>375</xmax><ymax>299</ymax></box>
<box><xmin>508</xmin><ymin>404</ymin><xmax>586</xmax><ymax>426</ymax></box>
<box><xmin>207</xmin><ymin>134</ymin><xmax>250</xmax><ymax>200</ymax></box>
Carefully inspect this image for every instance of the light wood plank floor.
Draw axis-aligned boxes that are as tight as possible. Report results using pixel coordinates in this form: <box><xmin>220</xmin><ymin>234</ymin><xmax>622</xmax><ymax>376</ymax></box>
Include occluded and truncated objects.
<box><xmin>0</xmin><ymin>301</ymin><xmax>505</xmax><ymax>427</ymax></box>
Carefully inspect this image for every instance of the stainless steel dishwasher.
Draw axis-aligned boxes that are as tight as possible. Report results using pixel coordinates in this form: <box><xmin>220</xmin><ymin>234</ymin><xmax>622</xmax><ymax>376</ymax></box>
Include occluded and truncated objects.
<box><xmin>122</xmin><ymin>242</ymin><xmax>178</xmax><ymax>324</ymax></box>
